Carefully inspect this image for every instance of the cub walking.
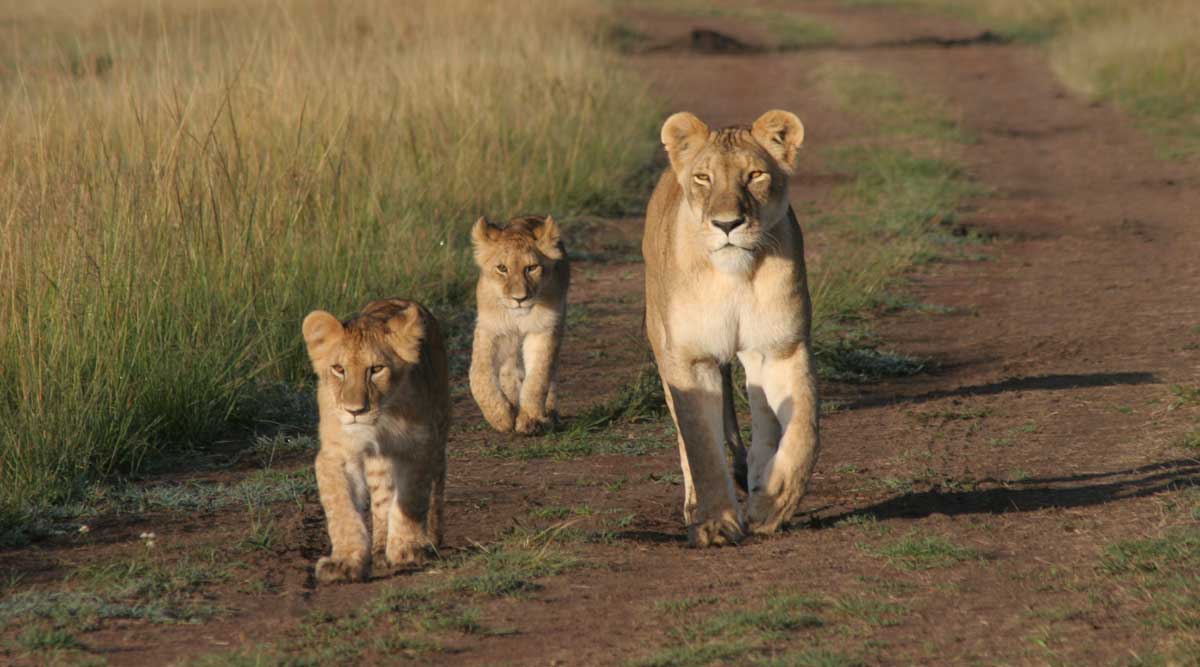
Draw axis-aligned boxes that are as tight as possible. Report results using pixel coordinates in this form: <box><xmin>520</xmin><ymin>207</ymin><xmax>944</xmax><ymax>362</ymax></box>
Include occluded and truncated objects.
<box><xmin>469</xmin><ymin>215</ymin><xmax>570</xmax><ymax>435</ymax></box>
<box><xmin>302</xmin><ymin>299</ymin><xmax>450</xmax><ymax>583</ymax></box>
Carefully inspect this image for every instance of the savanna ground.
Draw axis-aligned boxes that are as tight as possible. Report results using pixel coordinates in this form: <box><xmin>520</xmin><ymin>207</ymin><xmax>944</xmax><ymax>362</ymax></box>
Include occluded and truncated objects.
<box><xmin>3</xmin><ymin>0</ymin><xmax>1200</xmax><ymax>665</ymax></box>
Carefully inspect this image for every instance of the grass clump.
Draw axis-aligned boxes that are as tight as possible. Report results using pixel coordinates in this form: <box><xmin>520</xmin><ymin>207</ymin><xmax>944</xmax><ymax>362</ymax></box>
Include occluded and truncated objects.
<box><xmin>861</xmin><ymin>531</ymin><xmax>984</xmax><ymax>570</ymax></box>
<box><xmin>0</xmin><ymin>0</ymin><xmax>660</xmax><ymax>523</ymax></box>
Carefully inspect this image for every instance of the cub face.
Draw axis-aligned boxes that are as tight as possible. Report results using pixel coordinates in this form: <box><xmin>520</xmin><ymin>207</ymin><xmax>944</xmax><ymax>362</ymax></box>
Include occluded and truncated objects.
<box><xmin>302</xmin><ymin>299</ymin><xmax>425</xmax><ymax>429</ymax></box>
<box><xmin>661</xmin><ymin>110</ymin><xmax>805</xmax><ymax>273</ymax></box>
<box><xmin>471</xmin><ymin>215</ymin><xmax>565</xmax><ymax>313</ymax></box>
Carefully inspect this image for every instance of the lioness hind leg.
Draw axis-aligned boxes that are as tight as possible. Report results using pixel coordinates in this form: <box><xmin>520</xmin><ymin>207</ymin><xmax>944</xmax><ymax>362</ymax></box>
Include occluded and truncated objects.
<box><xmin>720</xmin><ymin>363</ymin><xmax>749</xmax><ymax>493</ymax></box>
<box><xmin>738</xmin><ymin>351</ymin><xmax>783</xmax><ymax>497</ymax></box>
<box><xmin>746</xmin><ymin>346</ymin><xmax>820</xmax><ymax>535</ymax></box>
<box><xmin>660</xmin><ymin>361</ymin><xmax>744</xmax><ymax>547</ymax></box>
<box><xmin>315</xmin><ymin>452</ymin><xmax>371</xmax><ymax>584</ymax></box>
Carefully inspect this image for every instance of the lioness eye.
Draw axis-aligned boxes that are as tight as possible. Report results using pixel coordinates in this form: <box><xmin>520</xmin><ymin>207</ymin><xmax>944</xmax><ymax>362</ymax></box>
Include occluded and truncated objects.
<box><xmin>497</xmin><ymin>264</ymin><xmax>508</xmax><ymax>274</ymax></box>
<box><xmin>331</xmin><ymin>364</ymin><xmax>344</xmax><ymax>376</ymax></box>
<box><xmin>369</xmin><ymin>365</ymin><xmax>385</xmax><ymax>375</ymax></box>
<box><xmin>748</xmin><ymin>170</ymin><xmax>767</xmax><ymax>181</ymax></box>
<box><xmin>525</xmin><ymin>265</ymin><xmax>540</xmax><ymax>275</ymax></box>
<box><xmin>693</xmin><ymin>173</ymin><xmax>710</xmax><ymax>184</ymax></box>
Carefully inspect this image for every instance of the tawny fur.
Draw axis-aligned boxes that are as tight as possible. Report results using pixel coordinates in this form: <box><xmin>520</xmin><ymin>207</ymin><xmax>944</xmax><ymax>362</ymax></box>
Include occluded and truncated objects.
<box><xmin>469</xmin><ymin>215</ymin><xmax>570</xmax><ymax>436</ymax></box>
<box><xmin>642</xmin><ymin>110</ymin><xmax>820</xmax><ymax>547</ymax></box>
<box><xmin>302</xmin><ymin>299</ymin><xmax>450</xmax><ymax>584</ymax></box>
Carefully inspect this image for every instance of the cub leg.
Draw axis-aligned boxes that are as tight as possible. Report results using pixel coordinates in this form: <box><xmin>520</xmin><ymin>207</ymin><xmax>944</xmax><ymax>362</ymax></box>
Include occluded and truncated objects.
<box><xmin>470</xmin><ymin>328</ymin><xmax>515</xmax><ymax>432</ymax></box>
<box><xmin>498</xmin><ymin>336</ymin><xmax>523</xmax><ymax>406</ymax></box>
<box><xmin>515</xmin><ymin>330</ymin><xmax>557</xmax><ymax>435</ymax></box>
<box><xmin>427</xmin><ymin>465</ymin><xmax>445</xmax><ymax>549</ymax></box>
<box><xmin>366</xmin><ymin>457</ymin><xmax>395</xmax><ymax>560</ymax></box>
<box><xmin>660</xmin><ymin>359</ymin><xmax>745</xmax><ymax>547</ymax></box>
<box><xmin>314</xmin><ymin>451</ymin><xmax>371</xmax><ymax>583</ymax></box>
<box><xmin>746</xmin><ymin>344</ymin><xmax>820</xmax><ymax>535</ymax></box>
<box><xmin>387</xmin><ymin>458</ymin><xmax>434</xmax><ymax>568</ymax></box>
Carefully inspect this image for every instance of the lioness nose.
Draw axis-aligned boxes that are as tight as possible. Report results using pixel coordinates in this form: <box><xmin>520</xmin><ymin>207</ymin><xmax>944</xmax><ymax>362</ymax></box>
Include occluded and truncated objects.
<box><xmin>345</xmin><ymin>403</ymin><xmax>369</xmax><ymax>416</ymax></box>
<box><xmin>712</xmin><ymin>217</ymin><xmax>745</xmax><ymax>235</ymax></box>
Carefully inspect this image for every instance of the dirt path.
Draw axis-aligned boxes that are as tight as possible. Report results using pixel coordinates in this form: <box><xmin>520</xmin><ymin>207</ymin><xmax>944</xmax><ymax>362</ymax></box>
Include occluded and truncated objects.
<box><xmin>3</xmin><ymin>2</ymin><xmax>1199</xmax><ymax>666</ymax></box>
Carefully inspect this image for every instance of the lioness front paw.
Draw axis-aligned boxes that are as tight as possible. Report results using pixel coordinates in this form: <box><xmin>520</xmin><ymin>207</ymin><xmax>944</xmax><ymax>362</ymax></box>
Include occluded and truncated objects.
<box><xmin>483</xmin><ymin>405</ymin><xmax>516</xmax><ymax>432</ymax></box>
<box><xmin>687</xmin><ymin>508</ymin><xmax>744</xmax><ymax>547</ymax></box>
<box><xmin>315</xmin><ymin>554</ymin><xmax>370</xmax><ymax>584</ymax></box>
<box><xmin>747</xmin><ymin>483</ymin><xmax>803</xmax><ymax>535</ymax></box>
<box><xmin>515</xmin><ymin>411</ymin><xmax>549</xmax><ymax>436</ymax></box>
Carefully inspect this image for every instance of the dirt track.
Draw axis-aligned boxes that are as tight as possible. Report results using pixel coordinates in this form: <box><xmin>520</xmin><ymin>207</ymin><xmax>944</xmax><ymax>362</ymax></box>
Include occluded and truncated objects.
<box><xmin>3</xmin><ymin>2</ymin><xmax>1199</xmax><ymax>666</ymax></box>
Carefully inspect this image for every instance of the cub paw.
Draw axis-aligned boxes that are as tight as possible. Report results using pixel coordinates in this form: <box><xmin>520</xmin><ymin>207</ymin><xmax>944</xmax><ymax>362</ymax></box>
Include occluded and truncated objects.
<box><xmin>687</xmin><ymin>509</ymin><xmax>744</xmax><ymax>548</ymax></box>
<box><xmin>315</xmin><ymin>554</ymin><xmax>369</xmax><ymax>584</ymax></box>
<box><xmin>515</xmin><ymin>411</ymin><xmax>549</xmax><ymax>436</ymax></box>
<box><xmin>483</xmin><ymin>405</ymin><xmax>516</xmax><ymax>433</ymax></box>
<box><xmin>386</xmin><ymin>540</ymin><xmax>428</xmax><ymax>569</ymax></box>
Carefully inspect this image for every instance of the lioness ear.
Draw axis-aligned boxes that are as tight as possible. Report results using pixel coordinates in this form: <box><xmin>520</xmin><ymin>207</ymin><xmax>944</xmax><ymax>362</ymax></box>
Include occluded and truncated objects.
<box><xmin>302</xmin><ymin>310</ymin><xmax>343</xmax><ymax>366</ymax></box>
<box><xmin>384</xmin><ymin>304</ymin><xmax>423</xmax><ymax>365</ymax></box>
<box><xmin>532</xmin><ymin>215</ymin><xmax>564</xmax><ymax>261</ymax></box>
<box><xmin>751</xmin><ymin>110</ymin><xmax>804</xmax><ymax>173</ymax></box>
<box><xmin>471</xmin><ymin>216</ymin><xmax>501</xmax><ymax>265</ymax></box>
<box><xmin>661</xmin><ymin>112</ymin><xmax>710</xmax><ymax>175</ymax></box>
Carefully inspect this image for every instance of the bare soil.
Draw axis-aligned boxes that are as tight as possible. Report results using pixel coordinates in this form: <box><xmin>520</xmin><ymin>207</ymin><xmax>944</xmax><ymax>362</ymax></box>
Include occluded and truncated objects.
<box><xmin>3</xmin><ymin>2</ymin><xmax>1199</xmax><ymax>666</ymax></box>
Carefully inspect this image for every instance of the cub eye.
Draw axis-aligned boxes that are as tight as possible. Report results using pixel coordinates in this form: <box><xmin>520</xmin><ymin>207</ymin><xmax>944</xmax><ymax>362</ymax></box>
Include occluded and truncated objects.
<box><xmin>496</xmin><ymin>264</ymin><xmax>508</xmax><ymax>274</ymax></box>
<box><xmin>693</xmin><ymin>173</ymin><xmax>711</xmax><ymax>184</ymax></box>
<box><xmin>525</xmin><ymin>265</ymin><xmax>541</xmax><ymax>275</ymax></box>
<box><xmin>330</xmin><ymin>364</ymin><xmax>345</xmax><ymax>376</ymax></box>
<box><xmin>369</xmin><ymin>365</ymin><xmax>385</xmax><ymax>375</ymax></box>
<box><xmin>748</xmin><ymin>170</ymin><xmax>768</xmax><ymax>181</ymax></box>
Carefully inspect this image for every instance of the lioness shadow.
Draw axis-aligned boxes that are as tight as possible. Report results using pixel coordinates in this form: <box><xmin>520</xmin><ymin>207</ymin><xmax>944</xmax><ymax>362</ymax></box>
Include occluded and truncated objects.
<box><xmin>812</xmin><ymin>457</ymin><xmax>1200</xmax><ymax>528</ymax></box>
<box><xmin>844</xmin><ymin>371</ymin><xmax>1159</xmax><ymax>411</ymax></box>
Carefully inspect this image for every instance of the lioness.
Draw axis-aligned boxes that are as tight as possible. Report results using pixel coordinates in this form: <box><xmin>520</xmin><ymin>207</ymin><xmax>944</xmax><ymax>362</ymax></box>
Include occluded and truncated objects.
<box><xmin>642</xmin><ymin>110</ymin><xmax>819</xmax><ymax>547</ymax></box>
<box><xmin>302</xmin><ymin>299</ymin><xmax>450</xmax><ymax>583</ymax></box>
<box><xmin>469</xmin><ymin>215</ymin><xmax>570</xmax><ymax>436</ymax></box>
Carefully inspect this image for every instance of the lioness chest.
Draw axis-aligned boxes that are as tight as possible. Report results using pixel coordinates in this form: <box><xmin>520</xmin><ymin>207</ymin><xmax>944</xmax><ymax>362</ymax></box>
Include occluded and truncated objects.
<box><xmin>667</xmin><ymin>256</ymin><xmax>806</xmax><ymax>363</ymax></box>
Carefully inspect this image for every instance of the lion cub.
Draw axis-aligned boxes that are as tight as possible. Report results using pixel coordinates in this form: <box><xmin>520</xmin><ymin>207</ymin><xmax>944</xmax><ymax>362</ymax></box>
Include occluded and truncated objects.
<box><xmin>302</xmin><ymin>299</ymin><xmax>449</xmax><ymax>583</ymax></box>
<box><xmin>469</xmin><ymin>215</ymin><xmax>570</xmax><ymax>435</ymax></box>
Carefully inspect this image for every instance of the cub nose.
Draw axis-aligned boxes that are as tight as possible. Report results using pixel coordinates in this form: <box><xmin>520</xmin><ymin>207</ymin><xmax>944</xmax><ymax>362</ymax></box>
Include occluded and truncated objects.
<box><xmin>711</xmin><ymin>217</ymin><xmax>745</xmax><ymax>235</ymax></box>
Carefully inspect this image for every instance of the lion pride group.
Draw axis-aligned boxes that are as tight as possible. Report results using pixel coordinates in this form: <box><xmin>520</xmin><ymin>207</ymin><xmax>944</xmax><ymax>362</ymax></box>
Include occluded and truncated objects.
<box><xmin>301</xmin><ymin>110</ymin><xmax>820</xmax><ymax>583</ymax></box>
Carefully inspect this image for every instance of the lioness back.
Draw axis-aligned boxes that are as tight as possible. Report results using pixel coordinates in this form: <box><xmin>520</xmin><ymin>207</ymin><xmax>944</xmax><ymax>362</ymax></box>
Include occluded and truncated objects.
<box><xmin>302</xmin><ymin>298</ymin><xmax>449</xmax><ymax>583</ymax></box>
<box><xmin>469</xmin><ymin>215</ymin><xmax>570</xmax><ymax>436</ymax></box>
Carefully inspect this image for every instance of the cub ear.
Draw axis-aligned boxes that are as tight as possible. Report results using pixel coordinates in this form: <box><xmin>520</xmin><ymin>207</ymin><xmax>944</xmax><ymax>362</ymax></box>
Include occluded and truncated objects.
<box><xmin>751</xmin><ymin>110</ymin><xmax>804</xmax><ymax>173</ymax></box>
<box><xmin>661</xmin><ymin>112</ymin><xmax>710</xmax><ymax>176</ymax></box>
<box><xmin>470</xmin><ymin>216</ymin><xmax>502</xmax><ymax>265</ymax></box>
<box><xmin>532</xmin><ymin>215</ymin><xmax>564</xmax><ymax>261</ymax></box>
<box><xmin>384</xmin><ymin>304</ymin><xmax>424</xmax><ymax>365</ymax></box>
<box><xmin>302</xmin><ymin>310</ymin><xmax>343</xmax><ymax>366</ymax></box>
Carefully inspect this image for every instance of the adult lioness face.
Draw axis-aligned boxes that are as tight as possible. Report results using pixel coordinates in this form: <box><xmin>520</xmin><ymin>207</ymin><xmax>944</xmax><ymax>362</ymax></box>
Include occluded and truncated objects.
<box><xmin>662</xmin><ymin>110</ymin><xmax>804</xmax><ymax>273</ymax></box>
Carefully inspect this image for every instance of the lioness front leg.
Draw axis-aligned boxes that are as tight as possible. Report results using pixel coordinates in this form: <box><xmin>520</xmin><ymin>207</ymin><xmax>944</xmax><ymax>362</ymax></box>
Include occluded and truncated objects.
<box><xmin>746</xmin><ymin>344</ymin><xmax>820</xmax><ymax>534</ymax></box>
<box><xmin>515</xmin><ymin>330</ymin><xmax>557</xmax><ymax>435</ymax></box>
<box><xmin>470</xmin><ymin>329</ymin><xmax>515</xmax><ymax>432</ymax></box>
<box><xmin>662</xmin><ymin>360</ymin><xmax>745</xmax><ymax>546</ymax></box>
<box><xmin>315</xmin><ymin>452</ymin><xmax>371</xmax><ymax>583</ymax></box>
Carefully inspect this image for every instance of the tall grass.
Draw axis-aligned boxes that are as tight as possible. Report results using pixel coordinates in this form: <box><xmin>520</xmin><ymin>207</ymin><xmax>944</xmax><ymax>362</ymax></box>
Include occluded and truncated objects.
<box><xmin>0</xmin><ymin>0</ymin><xmax>659</xmax><ymax>520</ymax></box>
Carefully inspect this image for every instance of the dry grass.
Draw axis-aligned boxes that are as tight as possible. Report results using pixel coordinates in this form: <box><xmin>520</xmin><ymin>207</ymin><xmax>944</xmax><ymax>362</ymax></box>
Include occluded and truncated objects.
<box><xmin>0</xmin><ymin>0</ymin><xmax>659</xmax><ymax>521</ymax></box>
